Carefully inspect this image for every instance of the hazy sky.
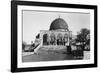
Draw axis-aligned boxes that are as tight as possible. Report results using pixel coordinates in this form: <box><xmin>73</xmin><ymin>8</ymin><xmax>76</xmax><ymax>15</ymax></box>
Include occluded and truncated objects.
<box><xmin>23</xmin><ymin>10</ymin><xmax>90</xmax><ymax>44</ymax></box>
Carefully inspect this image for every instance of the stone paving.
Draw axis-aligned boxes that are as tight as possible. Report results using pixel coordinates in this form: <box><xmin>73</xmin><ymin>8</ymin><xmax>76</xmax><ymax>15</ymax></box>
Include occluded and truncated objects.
<box><xmin>22</xmin><ymin>49</ymin><xmax>90</xmax><ymax>62</ymax></box>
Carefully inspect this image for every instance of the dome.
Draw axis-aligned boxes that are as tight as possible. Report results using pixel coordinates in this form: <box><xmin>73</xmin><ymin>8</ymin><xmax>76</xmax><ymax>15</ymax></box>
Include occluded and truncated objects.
<box><xmin>49</xmin><ymin>18</ymin><xmax>69</xmax><ymax>30</ymax></box>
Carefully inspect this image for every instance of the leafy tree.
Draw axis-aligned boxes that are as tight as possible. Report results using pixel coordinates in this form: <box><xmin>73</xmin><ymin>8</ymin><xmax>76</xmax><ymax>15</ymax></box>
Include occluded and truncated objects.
<box><xmin>76</xmin><ymin>28</ymin><xmax>90</xmax><ymax>43</ymax></box>
<box><xmin>75</xmin><ymin>28</ymin><xmax>90</xmax><ymax>50</ymax></box>
<box><xmin>22</xmin><ymin>41</ymin><xmax>27</xmax><ymax>51</ymax></box>
<box><xmin>36</xmin><ymin>33</ymin><xmax>40</xmax><ymax>39</ymax></box>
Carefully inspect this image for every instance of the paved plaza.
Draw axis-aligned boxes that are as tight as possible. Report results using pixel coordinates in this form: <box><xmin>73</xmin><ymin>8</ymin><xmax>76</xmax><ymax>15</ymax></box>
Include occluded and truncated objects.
<box><xmin>22</xmin><ymin>49</ymin><xmax>90</xmax><ymax>62</ymax></box>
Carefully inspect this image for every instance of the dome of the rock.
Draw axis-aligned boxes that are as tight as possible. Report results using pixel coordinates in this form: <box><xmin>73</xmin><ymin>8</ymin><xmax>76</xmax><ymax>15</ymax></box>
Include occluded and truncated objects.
<box><xmin>49</xmin><ymin>18</ymin><xmax>69</xmax><ymax>31</ymax></box>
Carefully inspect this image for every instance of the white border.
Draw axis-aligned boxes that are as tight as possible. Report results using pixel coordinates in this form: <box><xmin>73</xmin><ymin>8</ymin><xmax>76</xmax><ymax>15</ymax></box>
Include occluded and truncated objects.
<box><xmin>18</xmin><ymin>5</ymin><xmax>94</xmax><ymax>68</ymax></box>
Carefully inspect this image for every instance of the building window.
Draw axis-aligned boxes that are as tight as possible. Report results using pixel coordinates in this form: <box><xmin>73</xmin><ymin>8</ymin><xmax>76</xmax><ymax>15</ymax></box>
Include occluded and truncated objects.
<box><xmin>50</xmin><ymin>33</ymin><xmax>56</xmax><ymax>45</ymax></box>
<box><xmin>57</xmin><ymin>33</ymin><xmax>63</xmax><ymax>45</ymax></box>
<box><xmin>43</xmin><ymin>34</ymin><xmax>49</xmax><ymax>45</ymax></box>
<box><xmin>63</xmin><ymin>33</ymin><xmax>68</xmax><ymax>45</ymax></box>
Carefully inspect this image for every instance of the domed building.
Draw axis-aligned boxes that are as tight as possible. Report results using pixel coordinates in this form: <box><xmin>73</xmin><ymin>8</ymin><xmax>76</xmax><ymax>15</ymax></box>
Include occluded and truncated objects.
<box><xmin>50</xmin><ymin>18</ymin><xmax>69</xmax><ymax>31</ymax></box>
<box><xmin>39</xmin><ymin>17</ymin><xmax>72</xmax><ymax>49</ymax></box>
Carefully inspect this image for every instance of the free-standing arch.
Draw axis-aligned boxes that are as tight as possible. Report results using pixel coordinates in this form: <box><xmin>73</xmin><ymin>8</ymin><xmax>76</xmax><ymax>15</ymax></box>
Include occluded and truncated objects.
<box><xmin>57</xmin><ymin>33</ymin><xmax>63</xmax><ymax>45</ymax></box>
<box><xmin>43</xmin><ymin>34</ymin><xmax>48</xmax><ymax>45</ymax></box>
<box><xmin>64</xmin><ymin>33</ymin><xmax>68</xmax><ymax>45</ymax></box>
<box><xmin>50</xmin><ymin>33</ymin><xmax>56</xmax><ymax>45</ymax></box>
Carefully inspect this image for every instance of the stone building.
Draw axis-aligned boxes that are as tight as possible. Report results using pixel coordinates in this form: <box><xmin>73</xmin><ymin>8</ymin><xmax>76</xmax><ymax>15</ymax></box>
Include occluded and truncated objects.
<box><xmin>38</xmin><ymin>17</ymin><xmax>72</xmax><ymax>49</ymax></box>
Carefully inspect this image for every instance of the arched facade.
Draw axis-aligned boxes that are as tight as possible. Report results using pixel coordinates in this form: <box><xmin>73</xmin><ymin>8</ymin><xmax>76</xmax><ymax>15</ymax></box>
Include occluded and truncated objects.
<box><xmin>41</xmin><ymin>31</ymin><xmax>70</xmax><ymax>47</ymax></box>
<box><xmin>63</xmin><ymin>33</ymin><xmax>68</xmax><ymax>45</ymax></box>
<box><xmin>43</xmin><ymin>34</ymin><xmax>49</xmax><ymax>45</ymax></box>
<box><xmin>39</xmin><ymin>18</ymin><xmax>72</xmax><ymax>48</ymax></box>
<box><xmin>50</xmin><ymin>33</ymin><xmax>56</xmax><ymax>45</ymax></box>
<box><xmin>57</xmin><ymin>33</ymin><xmax>63</xmax><ymax>45</ymax></box>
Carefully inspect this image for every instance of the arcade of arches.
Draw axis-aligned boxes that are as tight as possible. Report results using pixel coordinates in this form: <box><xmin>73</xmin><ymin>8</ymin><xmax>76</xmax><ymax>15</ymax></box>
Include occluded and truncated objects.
<box><xmin>39</xmin><ymin>18</ymin><xmax>72</xmax><ymax>47</ymax></box>
<box><xmin>40</xmin><ymin>30</ymin><xmax>71</xmax><ymax>47</ymax></box>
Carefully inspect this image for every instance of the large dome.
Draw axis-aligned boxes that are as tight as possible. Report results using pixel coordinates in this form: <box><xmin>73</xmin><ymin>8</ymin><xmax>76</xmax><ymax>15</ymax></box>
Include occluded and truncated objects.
<box><xmin>49</xmin><ymin>18</ymin><xmax>69</xmax><ymax>30</ymax></box>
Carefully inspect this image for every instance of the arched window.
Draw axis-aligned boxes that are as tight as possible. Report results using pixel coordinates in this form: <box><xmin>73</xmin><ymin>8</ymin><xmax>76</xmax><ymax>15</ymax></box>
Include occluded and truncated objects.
<box><xmin>57</xmin><ymin>33</ymin><xmax>63</xmax><ymax>45</ymax></box>
<box><xmin>64</xmin><ymin>33</ymin><xmax>68</xmax><ymax>45</ymax></box>
<box><xmin>50</xmin><ymin>33</ymin><xmax>56</xmax><ymax>45</ymax></box>
<box><xmin>43</xmin><ymin>34</ymin><xmax>48</xmax><ymax>45</ymax></box>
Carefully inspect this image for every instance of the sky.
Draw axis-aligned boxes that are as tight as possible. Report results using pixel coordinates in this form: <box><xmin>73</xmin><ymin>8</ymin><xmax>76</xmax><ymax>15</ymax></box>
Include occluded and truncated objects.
<box><xmin>23</xmin><ymin>10</ymin><xmax>90</xmax><ymax>44</ymax></box>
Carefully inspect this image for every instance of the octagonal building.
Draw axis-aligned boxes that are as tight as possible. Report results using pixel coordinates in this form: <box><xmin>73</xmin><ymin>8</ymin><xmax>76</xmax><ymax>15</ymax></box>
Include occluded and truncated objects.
<box><xmin>39</xmin><ymin>17</ymin><xmax>72</xmax><ymax>49</ymax></box>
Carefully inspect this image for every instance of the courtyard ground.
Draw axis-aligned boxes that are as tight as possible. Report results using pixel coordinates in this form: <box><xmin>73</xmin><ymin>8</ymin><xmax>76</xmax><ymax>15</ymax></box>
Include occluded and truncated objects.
<box><xmin>22</xmin><ymin>48</ymin><xmax>90</xmax><ymax>62</ymax></box>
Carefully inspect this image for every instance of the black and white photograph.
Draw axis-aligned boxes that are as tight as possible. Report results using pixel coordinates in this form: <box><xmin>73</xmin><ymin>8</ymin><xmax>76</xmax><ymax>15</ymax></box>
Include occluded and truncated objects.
<box><xmin>22</xmin><ymin>10</ymin><xmax>90</xmax><ymax>62</ymax></box>
<box><xmin>11</xmin><ymin>1</ymin><xmax>97</xmax><ymax>72</ymax></box>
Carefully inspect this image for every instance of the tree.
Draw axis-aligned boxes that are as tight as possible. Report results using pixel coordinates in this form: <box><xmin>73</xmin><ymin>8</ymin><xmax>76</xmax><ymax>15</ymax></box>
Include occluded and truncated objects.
<box><xmin>76</xmin><ymin>28</ymin><xmax>90</xmax><ymax>43</ymax></box>
<box><xmin>36</xmin><ymin>33</ymin><xmax>40</xmax><ymax>39</ymax></box>
<box><xmin>22</xmin><ymin>41</ymin><xmax>27</xmax><ymax>51</ymax></box>
<box><xmin>76</xmin><ymin>28</ymin><xmax>90</xmax><ymax>51</ymax></box>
